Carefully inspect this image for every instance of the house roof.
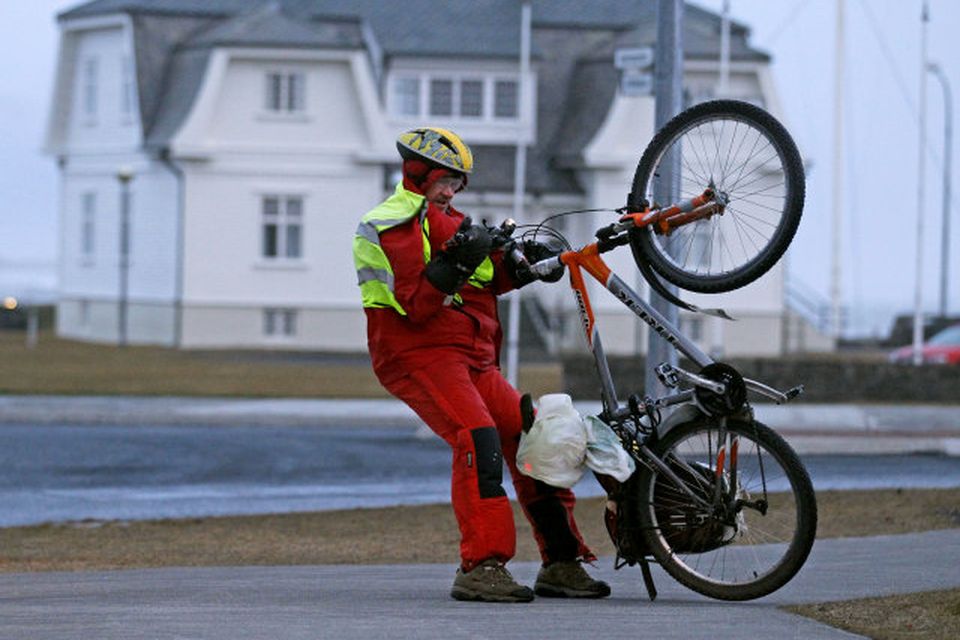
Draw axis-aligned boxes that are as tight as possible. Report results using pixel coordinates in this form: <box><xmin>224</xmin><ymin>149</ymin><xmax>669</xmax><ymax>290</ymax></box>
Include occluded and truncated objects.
<box><xmin>186</xmin><ymin>3</ymin><xmax>364</xmax><ymax>51</ymax></box>
<box><xmin>59</xmin><ymin>0</ymin><xmax>771</xmax><ymax>194</ymax></box>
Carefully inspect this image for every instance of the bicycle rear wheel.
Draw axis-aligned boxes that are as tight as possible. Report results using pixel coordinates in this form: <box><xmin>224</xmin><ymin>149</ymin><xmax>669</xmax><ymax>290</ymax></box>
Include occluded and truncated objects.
<box><xmin>637</xmin><ymin>416</ymin><xmax>817</xmax><ymax>601</ymax></box>
<box><xmin>630</xmin><ymin>100</ymin><xmax>805</xmax><ymax>293</ymax></box>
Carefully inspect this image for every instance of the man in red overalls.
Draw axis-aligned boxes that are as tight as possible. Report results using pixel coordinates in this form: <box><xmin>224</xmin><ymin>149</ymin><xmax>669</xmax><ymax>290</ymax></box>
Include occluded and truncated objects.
<box><xmin>353</xmin><ymin>127</ymin><xmax>610</xmax><ymax>602</ymax></box>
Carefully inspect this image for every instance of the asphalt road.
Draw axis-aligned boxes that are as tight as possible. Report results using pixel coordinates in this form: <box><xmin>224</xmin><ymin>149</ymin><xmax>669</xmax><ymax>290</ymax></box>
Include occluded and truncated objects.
<box><xmin>2</xmin><ymin>529</ymin><xmax>959</xmax><ymax>639</ymax></box>
<box><xmin>2</xmin><ymin>422</ymin><xmax>960</xmax><ymax>526</ymax></box>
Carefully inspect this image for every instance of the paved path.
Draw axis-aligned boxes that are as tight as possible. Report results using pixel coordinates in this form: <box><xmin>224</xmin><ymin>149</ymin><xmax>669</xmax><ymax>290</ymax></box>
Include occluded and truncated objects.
<box><xmin>2</xmin><ymin>395</ymin><xmax>958</xmax><ymax>455</ymax></box>
<box><xmin>1</xmin><ymin>529</ymin><xmax>958</xmax><ymax>639</ymax></box>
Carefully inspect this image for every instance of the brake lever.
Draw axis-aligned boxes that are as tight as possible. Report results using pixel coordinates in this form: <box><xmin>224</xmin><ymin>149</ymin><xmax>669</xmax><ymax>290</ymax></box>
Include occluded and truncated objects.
<box><xmin>484</xmin><ymin>218</ymin><xmax>517</xmax><ymax>250</ymax></box>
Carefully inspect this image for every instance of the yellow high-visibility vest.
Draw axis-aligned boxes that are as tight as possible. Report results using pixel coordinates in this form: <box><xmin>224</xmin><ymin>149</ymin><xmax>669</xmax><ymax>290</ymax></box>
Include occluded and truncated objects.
<box><xmin>353</xmin><ymin>182</ymin><xmax>493</xmax><ymax>315</ymax></box>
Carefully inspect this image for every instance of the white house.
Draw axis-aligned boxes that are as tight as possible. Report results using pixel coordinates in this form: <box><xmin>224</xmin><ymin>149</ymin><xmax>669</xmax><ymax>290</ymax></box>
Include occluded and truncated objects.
<box><xmin>45</xmin><ymin>0</ymin><xmax>832</xmax><ymax>357</ymax></box>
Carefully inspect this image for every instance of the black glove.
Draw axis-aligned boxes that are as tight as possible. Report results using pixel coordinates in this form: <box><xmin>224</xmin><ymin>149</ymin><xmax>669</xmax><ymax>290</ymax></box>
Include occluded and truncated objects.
<box><xmin>504</xmin><ymin>238</ymin><xmax>565</xmax><ymax>288</ymax></box>
<box><xmin>523</xmin><ymin>239</ymin><xmax>566</xmax><ymax>283</ymax></box>
<box><xmin>424</xmin><ymin>217</ymin><xmax>493</xmax><ymax>294</ymax></box>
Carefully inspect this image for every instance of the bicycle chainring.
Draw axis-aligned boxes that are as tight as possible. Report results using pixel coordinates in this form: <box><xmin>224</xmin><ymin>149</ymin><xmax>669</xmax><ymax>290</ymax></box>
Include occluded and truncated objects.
<box><xmin>694</xmin><ymin>362</ymin><xmax>747</xmax><ymax>416</ymax></box>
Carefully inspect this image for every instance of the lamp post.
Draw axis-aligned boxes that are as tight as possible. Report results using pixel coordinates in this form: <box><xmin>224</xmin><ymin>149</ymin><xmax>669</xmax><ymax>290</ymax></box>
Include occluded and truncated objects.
<box><xmin>645</xmin><ymin>0</ymin><xmax>683</xmax><ymax>399</ymax></box>
<box><xmin>506</xmin><ymin>0</ymin><xmax>532</xmax><ymax>386</ymax></box>
<box><xmin>912</xmin><ymin>2</ymin><xmax>929</xmax><ymax>366</ymax></box>
<box><xmin>927</xmin><ymin>62</ymin><xmax>953</xmax><ymax>319</ymax></box>
<box><xmin>116</xmin><ymin>166</ymin><xmax>134</xmax><ymax>347</ymax></box>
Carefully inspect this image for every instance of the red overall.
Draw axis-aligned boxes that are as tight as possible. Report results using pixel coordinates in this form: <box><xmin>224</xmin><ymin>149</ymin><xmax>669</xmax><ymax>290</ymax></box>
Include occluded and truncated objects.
<box><xmin>364</xmin><ymin>184</ymin><xmax>593</xmax><ymax>571</ymax></box>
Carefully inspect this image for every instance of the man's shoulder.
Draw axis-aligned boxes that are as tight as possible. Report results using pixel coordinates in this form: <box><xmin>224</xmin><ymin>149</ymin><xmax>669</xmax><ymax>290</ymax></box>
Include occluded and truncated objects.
<box><xmin>362</xmin><ymin>189</ymin><xmax>425</xmax><ymax>228</ymax></box>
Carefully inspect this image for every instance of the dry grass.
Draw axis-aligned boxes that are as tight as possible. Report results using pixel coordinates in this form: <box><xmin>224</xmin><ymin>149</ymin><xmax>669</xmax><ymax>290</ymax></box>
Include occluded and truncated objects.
<box><xmin>0</xmin><ymin>330</ymin><xmax>561</xmax><ymax>398</ymax></box>
<box><xmin>788</xmin><ymin>489</ymin><xmax>960</xmax><ymax>638</ymax></box>
<box><xmin>2</xmin><ymin>488</ymin><xmax>958</xmax><ymax>574</ymax></box>
<box><xmin>787</xmin><ymin>590</ymin><xmax>960</xmax><ymax>640</ymax></box>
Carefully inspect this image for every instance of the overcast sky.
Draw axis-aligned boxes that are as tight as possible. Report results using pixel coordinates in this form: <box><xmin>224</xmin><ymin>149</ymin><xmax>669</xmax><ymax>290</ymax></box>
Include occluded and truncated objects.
<box><xmin>1</xmin><ymin>0</ymin><xmax>958</xmax><ymax>336</ymax></box>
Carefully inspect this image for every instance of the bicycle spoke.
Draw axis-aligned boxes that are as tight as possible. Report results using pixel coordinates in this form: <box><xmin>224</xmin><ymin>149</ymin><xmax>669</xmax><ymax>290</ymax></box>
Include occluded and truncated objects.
<box><xmin>729</xmin><ymin>205</ymin><xmax>782</xmax><ymax>228</ymax></box>
<box><xmin>631</xmin><ymin>101</ymin><xmax>804</xmax><ymax>293</ymax></box>
<box><xmin>725</xmin><ymin>130</ymin><xmax>767</xmax><ymax>193</ymax></box>
<box><xmin>639</xmin><ymin>417</ymin><xmax>815</xmax><ymax>599</ymax></box>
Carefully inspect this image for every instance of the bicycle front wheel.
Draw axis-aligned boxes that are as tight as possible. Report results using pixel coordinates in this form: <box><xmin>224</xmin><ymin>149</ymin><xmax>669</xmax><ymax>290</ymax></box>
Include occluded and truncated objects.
<box><xmin>637</xmin><ymin>416</ymin><xmax>817</xmax><ymax>601</ymax></box>
<box><xmin>630</xmin><ymin>100</ymin><xmax>805</xmax><ymax>293</ymax></box>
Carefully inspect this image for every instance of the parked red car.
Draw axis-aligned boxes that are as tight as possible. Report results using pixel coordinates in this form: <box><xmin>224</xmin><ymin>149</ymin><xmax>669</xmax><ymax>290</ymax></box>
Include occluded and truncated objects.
<box><xmin>888</xmin><ymin>323</ymin><xmax>960</xmax><ymax>364</ymax></box>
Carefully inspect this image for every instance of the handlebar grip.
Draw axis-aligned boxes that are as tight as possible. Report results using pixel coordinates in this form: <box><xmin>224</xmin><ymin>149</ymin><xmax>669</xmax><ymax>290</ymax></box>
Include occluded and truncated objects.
<box><xmin>507</xmin><ymin>242</ymin><xmax>528</xmax><ymax>266</ymax></box>
<box><xmin>529</xmin><ymin>256</ymin><xmax>562</xmax><ymax>277</ymax></box>
<box><xmin>596</xmin><ymin>223</ymin><xmax>617</xmax><ymax>241</ymax></box>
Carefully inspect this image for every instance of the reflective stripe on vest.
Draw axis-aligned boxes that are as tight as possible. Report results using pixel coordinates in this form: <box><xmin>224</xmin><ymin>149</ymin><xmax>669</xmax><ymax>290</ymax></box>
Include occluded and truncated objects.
<box><xmin>353</xmin><ymin>182</ymin><xmax>493</xmax><ymax>314</ymax></box>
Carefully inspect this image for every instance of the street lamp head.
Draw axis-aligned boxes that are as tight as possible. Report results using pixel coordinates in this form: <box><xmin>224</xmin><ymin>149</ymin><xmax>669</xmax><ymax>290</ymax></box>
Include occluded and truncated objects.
<box><xmin>116</xmin><ymin>166</ymin><xmax>135</xmax><ymax>183</ymax></box>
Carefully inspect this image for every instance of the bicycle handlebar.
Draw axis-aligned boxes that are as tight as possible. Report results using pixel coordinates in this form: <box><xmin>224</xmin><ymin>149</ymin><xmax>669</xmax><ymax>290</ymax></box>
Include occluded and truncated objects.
<box><xmin>484</xmin><ymin>218</ymin><xmax>566</xmax><ymax>281</ymax></box>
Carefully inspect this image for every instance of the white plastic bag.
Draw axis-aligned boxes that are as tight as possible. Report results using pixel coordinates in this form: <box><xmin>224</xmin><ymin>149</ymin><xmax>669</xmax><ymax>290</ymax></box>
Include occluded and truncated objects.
<box><xmin>516</xmin><ymin>394</ymin><xmax>587</xmax><ymax>488</ymax></box>
<box><xmin>583</xmin><ymin>415</ymin><xmax>635</xmax><ymax>482</ymax></box>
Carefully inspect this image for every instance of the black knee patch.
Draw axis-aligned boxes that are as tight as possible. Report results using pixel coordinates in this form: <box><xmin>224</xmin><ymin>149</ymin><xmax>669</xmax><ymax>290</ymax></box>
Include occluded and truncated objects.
<box><xmin>526</xmin><ymin>497</ymin><xmax>579</xmax><ymax>562</ymax></box>
<box><xmin>471</xmin><ymin>427</ymin><xmax>506</xmax><ymax>499</ymax></box>
<box><xmin>520</xmin><ymin>394</ymin><xmax>535</xmax><ymax>433</ymax></box>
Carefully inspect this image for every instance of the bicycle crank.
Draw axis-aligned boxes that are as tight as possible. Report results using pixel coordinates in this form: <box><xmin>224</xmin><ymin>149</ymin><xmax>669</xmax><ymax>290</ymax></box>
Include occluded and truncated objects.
<box><xmin>694</xmin><ymin>362</ymin><xmax>747</xmax><ymax>416</ymax></box>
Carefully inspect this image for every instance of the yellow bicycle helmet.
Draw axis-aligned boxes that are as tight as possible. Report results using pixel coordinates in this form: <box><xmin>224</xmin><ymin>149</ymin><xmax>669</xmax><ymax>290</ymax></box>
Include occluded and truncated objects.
<box><xmin>396</xmin><ymin>127</ymin><xmax>474</xmax><ymax>175</ymax></box>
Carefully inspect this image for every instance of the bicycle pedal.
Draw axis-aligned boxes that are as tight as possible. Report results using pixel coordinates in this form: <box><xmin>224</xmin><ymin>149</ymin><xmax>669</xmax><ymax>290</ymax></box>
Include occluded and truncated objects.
<box><xmin>654</xmin><ymin>363</ymin><xmax>679</xmax><ymax>388</ymax></box>
<box><xmin>784</xmin><ymin>385</ymin><xmax>805</xmax><ymax>401</ymax></box>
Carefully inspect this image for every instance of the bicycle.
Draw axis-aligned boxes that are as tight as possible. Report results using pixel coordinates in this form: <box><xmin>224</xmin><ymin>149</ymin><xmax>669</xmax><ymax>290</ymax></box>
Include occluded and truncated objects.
<box><xmin>496</xmin><ymin>99</ymin><xmax>816</xmax><ymax>602</ymax></box>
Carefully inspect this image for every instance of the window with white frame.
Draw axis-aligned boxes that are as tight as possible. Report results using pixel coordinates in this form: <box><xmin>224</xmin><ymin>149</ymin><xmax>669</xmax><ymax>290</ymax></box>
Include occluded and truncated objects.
<box><xmin>390</xmin><ymin>73</ymin><xmax>519</xmax><ymax>121</ymax></box>
<box><xmin>263</xmin><ymin>308</ymin><xmax>298</xmax><ymax>337</ymax></box>
<box><xmin>261</xmin><ymin>195</ymin><xmax>303</xmax><ymax>259</ymax></box>
<box><xmin>394</xmin><ymin>77</ymin><xmax>420</xmax><ymax>116</ymax></box>
<box><xmin>82</xmin><ymin>57</ymin><xmax>98</xmax><ymax>121</ymax></box>
<box><xmin>265</xmin><ymin>71</ymin><xmax>305</xmax><ymax>113</ymax></box>
<box><xmin>81</xmin><ymin>192</ymin><xmax>96</xmax><ymax>259</ymax></box>
<box><xmin>493</xmin><ymin>79</ymin><xmax>519</xmax><ymax>118</ymax></box>
<box><xmin>121</xmin><ymin>56</ymin><xmax>136</xmax><ymax>119</ymax></box>
<box><xmin>429</xmin><ymin>78</ymin><xmax>454</xmax><ymax>116</ymax></box>
<box><xmin>460</xmin><ymin>79</ymin><xmax>483</xmax><ymax>117</ymax></box>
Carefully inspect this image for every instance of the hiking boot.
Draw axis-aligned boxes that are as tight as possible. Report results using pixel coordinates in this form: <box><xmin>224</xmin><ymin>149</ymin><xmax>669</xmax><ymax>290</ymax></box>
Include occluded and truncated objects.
<box><xmin>534</xmin><ymin>560</ymin><xmax>611</xmax><ymax>598</ymax></box>
<box><xmin>450</xmin><ymin>559</ymin><xmax>535</xmax><ymax>603</ymax></box>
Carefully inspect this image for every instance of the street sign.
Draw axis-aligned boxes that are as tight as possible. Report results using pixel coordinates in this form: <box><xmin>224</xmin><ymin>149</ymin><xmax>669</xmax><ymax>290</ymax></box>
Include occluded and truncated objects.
<box><xmin>620</xmin><ymin>70</ymin><xmax>653</xmax><ymax>96</ymax></box>
<box><xmin>614</xmin><ymin>46</ymin><xmax>654</xmax><ymax>70</ymax></box>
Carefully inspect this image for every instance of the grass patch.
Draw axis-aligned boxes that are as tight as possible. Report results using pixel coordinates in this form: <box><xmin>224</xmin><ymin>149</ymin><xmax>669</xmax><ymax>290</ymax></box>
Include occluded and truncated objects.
<box><xmin>787</xmin><ymin>589</ymin><xmax>960</xmax><ymax>640</ymax></box>
<box><xmin>0</xmin><ymin>330</ymin><xmax>560</xmax><ymax>398</ymax></box>
<box><xmin>2</xmin><ymin>488</ymin><xmax>958</xmax><ymax>574</ymax></box>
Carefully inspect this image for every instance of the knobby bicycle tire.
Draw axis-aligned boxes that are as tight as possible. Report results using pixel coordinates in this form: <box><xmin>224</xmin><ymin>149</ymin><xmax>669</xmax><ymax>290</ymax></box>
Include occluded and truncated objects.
<box><xmin>636</xmin><ymin>416</ymin><xmax>817</xmax><ymax>601</ymax></box>
<box><xmin>629</xmin><ymin>100</ymin><xmax>805</xmax><ymax>293</ymax></box>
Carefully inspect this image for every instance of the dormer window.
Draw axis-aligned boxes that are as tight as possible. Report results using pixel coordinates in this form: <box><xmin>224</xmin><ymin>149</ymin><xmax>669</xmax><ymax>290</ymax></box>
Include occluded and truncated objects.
<box><xmin>265</xmin><ymin>71</ymin><xmax>305</xmax><ymax>113</ymax></box>
<box><xmin>429</xmin><ymin>79</ymin><xmax>453</xmax><ymax>116</ymax></box>
<box><xmin>494</xmin><ymin>79</ymin><xmax>519</xmax><ymax>118</ymax></box>
<box><xmin>460</xmin><ymin>80</ymin><xmax>483</xmax><ymax>117</ymax></box>
<box><xmin>394</xmin><ymin>77</ymin><xmax>420</xmax><ymax>116</ymax></box>
<box><xmin>390</xmin><ymin>73</ymin><xmax>519</xmax><ymax>121</ymax></box>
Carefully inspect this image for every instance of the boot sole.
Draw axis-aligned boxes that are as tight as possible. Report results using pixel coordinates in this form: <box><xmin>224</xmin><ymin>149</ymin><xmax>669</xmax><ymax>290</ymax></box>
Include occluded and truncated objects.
<box><xmin>534</xmin><ymin>584</ymin><xmax>611</xmax><ymax>599</ymax></box>
<box><xmin>451</xmin><ymin>587</ymin><xmax>534</xmax><ymax>603</ymax></box>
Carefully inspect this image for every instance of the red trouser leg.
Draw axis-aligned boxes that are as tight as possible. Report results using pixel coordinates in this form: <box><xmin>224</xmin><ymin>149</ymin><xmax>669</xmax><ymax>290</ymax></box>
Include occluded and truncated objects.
<box><xmin>384</xmin><ymin>364</ymin><xmax>516</xmax><ymax>571</ymax></box>
<box><xmin>383</xmin><ymin>362</ymin><xmax>595</xmax><ymax>567</ymax></box>
<box><xmin>471</xmin><ymin>369</ymin><xmax>595</xmax><ymax>564</ymax></box>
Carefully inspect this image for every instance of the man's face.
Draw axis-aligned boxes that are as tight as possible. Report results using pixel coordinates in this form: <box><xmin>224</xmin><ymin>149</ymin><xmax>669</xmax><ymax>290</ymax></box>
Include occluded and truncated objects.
<box><xmin>424</xmin><ymin>175</ymin><xmax>464</xmax><ymax>211</ymax></box>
